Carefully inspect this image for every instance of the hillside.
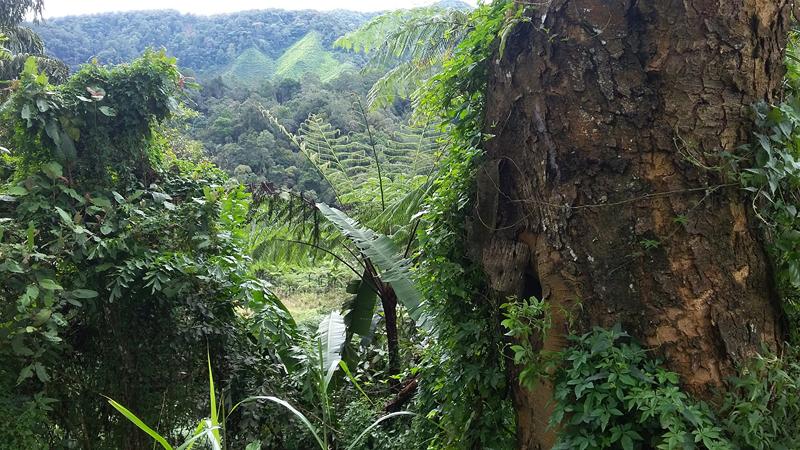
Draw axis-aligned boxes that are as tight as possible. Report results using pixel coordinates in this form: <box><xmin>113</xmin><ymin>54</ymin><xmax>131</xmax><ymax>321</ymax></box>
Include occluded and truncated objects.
<box><xmin>274</xmin><ymin>31</ymin><xmax>349</xmax><ymax>82</ymax></box>
<box><xmin>221</xmin><ymin>47</ymin><xmax>275</xmax><ymax>86</ymax></box>
<box><xmin>33</xmin><ymin>9</ymin><xmax>372</xmax><ymax>77</ymax></box>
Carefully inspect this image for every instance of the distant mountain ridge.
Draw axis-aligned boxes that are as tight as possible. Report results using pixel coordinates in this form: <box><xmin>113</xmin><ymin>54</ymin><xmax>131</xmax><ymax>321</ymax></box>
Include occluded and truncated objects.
<box><xmin>33</xmin><ymin>9</ymin><xmax>372</xmax><ymax>78</ymax></box>
<box><xmin>33</xmin><ymin>1</ymin><xmax>473</xmax><ymax>84</ymax></box>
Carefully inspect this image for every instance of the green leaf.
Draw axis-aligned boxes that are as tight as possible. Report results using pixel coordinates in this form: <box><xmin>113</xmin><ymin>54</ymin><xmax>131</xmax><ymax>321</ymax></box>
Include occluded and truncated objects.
<box><xmin>32</xmin><ymin>308</ymin><xmax>52</xmax><ymax>326</ymax></box>
<box><xmin>621</xmin><ymin>434</ymin><xmax>633</xmax><ymax>450</ymax></box>
<box><xmin>45</xmin><ymin>120</ymin><xmax>61</xmax><ymax>146</ymax></box>
<box><xmin>244</xmin><ymin>441</ymin><xmax>262</xmax><ymax>450</ymax></box>
<box><xmin>19</xmin><ymin>285</ymin><xmax>39</xmax><ymax>308</ymax></box>
<box><xmin>4</xmin><ymin>260</ymin><xmax>24</xmax><ymax>273</ymax></box>
<box><xmin>90</xmin><ymin>196</ymin><xmax>112</xmax><ymax>208</ymax></box>
<box><xmin>5</xmin><ymin>185</ymin><xmax>27</xmax><ymax>196</ymax></box>
<box><xmin>20</xmin><ymin>103</ymin><xmax>32</xmax><ymax>120</ymax></box>
<box><xmin>11</xmin><ymin>337</ymin><xmax>34</xmax><ymax>356</ymax></box>
<box><xmin>41</xmin><ymin>162</ymin><xmax>63</xmax><ymax>179</ymax></box>
<box><xmin>54</xmin><ymin>206</ymin><xmax>74</xmax><ymax>227</ymax></box>
<box><xmin>338</xmin><ymin>360</ymin><xmax>373</xmax><ymax>406</ymax></box>
<box><xmin>58</xmin><ymin>131</ymin><xmax>77</xmax><ymax>161</ymax></box>
<box><xmin>33</xmin><ymin>362</ymin><xmax>50</xmax><ymax>382</ymax></box>
<box><xmin>316</xmin><ymin>203</ymin><xmax>424</xmax><ymax>324</ymax></box>
<box><xmin>343</xmin><ymin>275</ymin><xmax>378</xmax><ymax>336</ymax></box>
<box><xmin>71</xmin><ymin>289</ymin><xmax>99</xmax><ymax>299</ymax></box>
<box><xmin>39</xmin><ymin>279</ymin><xmax>63</xmax><ymax>291</ymax></box>
<box><xmin>206</xmin><ymin>351</ymin><xmax>221</xmax><ymax>445</ymax></box>
<box><xmin>36</xmin><ymin>97</ymin><xmax>49</xmax><ymax>112</ymax></box>
<box><xmin>318</xmin><ymin>311</ymin><xmax>347</xmax><ymax>373</ymax></box>
<box><xmin>17</xmin><ymin>365</ymin><xmax>33</xmax><ymax>384</ymax></box>
<box><xmin>98</xmin><ymin>106</ymin><xmax>117</xmax><ymax>117</ymax></box>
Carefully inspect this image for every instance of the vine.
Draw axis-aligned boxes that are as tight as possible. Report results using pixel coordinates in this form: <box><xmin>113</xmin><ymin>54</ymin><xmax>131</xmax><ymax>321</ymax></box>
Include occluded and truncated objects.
<box><xmin>411</xmin><ymin>1</ymin><xmax>523</xmax><ymax>448</ymax></box>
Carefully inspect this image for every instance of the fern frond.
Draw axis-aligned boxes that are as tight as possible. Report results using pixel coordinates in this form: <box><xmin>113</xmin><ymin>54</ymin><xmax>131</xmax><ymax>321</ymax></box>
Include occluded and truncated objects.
<box><xmin>248</xmin><ymin>189</ymin><xmax>358</xmax><ymax>270</ymax></box>
<box><xmin>367</xmin><ymin>176</ymin><xmax>436</xmax><ymax>236</ymax></box>
<box><xmin>265</xmin><ymin>106</ymin><xmax>439</xmax><ymax>214</ymax></box>
<box><xmin>335</xmin><ymin>6</ymin><xmax>470</xmax><ymax>108</ymax></box>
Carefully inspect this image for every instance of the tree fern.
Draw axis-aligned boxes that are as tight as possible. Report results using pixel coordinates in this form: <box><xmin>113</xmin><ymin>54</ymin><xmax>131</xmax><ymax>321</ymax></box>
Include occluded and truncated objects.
<box><xmin>0</xmin><ymin>21</ymin><xmax>68</xmax><ymax>83</ymax></box>
<box><xmin>0</xmin><ymin>0</ymin><xmax>44</xmax><ymax>27</ymax></box>
<box><xmin>2</xmin><ymin>26</ymin><xmax>42</xmax><ymax>54</ymax></box>
<box><xmin>251</xmin><ymin>105</ymin><xmax>439</xmax><ymax>375</ymax></box>
<box><xmin>263</xmin><ymin>105</ymin><xmax>438</xmax><ymax>221</ymax></box>
<box><xmin>335</xmin><ymin>6</ymin><xmax>470</xmax><ymax>108</ymax></box>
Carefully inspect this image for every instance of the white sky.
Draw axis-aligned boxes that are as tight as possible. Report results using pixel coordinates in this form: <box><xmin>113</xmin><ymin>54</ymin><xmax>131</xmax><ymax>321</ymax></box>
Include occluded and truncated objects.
<box><xmin>41</xmin><ymin>0</ymin><xmax>476</xmax><ymax>17</ymax></box>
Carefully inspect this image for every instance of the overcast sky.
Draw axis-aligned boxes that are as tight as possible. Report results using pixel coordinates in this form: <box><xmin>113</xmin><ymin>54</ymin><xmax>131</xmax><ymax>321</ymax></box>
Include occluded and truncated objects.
<box><xmin>41</xmin><ymin>0</ymin><xmax>476</xmax><ymax>17</ymax></box>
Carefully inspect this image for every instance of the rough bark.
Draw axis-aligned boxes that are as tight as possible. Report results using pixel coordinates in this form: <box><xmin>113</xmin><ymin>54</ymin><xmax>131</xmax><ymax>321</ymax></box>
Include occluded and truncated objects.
<box><xmin>471</xmin><ymin>1</ymin><xmax>790</xmax><ymax>448</ymax></box>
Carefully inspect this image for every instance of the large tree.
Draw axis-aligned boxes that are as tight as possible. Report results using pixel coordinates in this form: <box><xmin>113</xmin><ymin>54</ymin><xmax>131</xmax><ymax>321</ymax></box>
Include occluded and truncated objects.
<box><xmin>472</xmin><ymin>1</ymin><xmax>790</xmax><ymax>447</ymax></box>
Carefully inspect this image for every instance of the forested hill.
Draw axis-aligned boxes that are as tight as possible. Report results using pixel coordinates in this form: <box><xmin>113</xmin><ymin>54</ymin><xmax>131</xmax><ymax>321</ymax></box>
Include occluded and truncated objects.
<box><xmin>32</xmin><ymin>9</ymin><xmax>373</xmax><ymax>77</ymax></box>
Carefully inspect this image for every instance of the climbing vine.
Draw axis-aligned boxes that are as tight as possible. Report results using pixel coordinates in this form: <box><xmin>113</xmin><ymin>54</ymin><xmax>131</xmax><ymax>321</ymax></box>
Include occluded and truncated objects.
<box><xmin>410</xmin><ymin>1</ymin><xmax>522</xmax><ymax>448</ymax></box>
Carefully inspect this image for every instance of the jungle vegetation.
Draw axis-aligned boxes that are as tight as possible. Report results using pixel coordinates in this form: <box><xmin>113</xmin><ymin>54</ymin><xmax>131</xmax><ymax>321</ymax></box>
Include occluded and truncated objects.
<box><xmin>1</xmin><ymin>1</ymin><xmax>800</xmax><ymax>449</ymax></box>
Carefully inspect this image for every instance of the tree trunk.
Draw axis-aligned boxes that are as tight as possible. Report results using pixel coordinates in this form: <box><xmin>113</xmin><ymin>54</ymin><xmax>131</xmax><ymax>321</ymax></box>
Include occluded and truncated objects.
<box><xmin>472</xmin><ymin>1</ymin><xmax>790</xmax><ymax>448</ymax></box>
<box><xmin>381</xmin><ymin>283</ymin><xmax>401</xmax><ymax>385</ymax></box>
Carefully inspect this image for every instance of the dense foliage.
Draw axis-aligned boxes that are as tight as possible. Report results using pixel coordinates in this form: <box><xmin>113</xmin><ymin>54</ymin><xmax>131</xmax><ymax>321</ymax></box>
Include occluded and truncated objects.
<box><xmin>2</xmin><ymin>0</ymin><xmax>800</xmax><ymax>449</ymax></box>
<box><xmin>0</xmin><ymin>52</ymin><xmax>294</xmax><ymax>448</ymax></box>
<box><xmin>187</xmin><ymin>70</ymin><xmax>411</xmax><ymax>202</ymax></box>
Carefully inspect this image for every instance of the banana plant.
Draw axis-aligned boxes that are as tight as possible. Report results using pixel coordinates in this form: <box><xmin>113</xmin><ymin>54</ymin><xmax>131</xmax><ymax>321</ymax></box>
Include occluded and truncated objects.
<box><xmin>253</xmin><ymin>105</ymin><xmax>437</xmax><ymax>378</ymax></box>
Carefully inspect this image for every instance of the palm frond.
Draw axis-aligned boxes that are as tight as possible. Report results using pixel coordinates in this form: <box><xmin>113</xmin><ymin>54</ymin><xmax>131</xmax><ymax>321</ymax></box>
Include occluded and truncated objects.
<box><xmin>0</xmin><ymin>0</ymin><xmax>44</xmax><ymax>27</ymax></box>
<box><xmin>1</xmin><ymin>26</ymin><xmax>43</xmax><ymax>54</ymax></box>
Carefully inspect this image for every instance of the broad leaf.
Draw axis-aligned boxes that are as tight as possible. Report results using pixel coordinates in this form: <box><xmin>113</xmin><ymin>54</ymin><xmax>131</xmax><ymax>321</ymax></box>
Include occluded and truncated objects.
<box><xmin>318</xmin><ymin>311</ymin><xmax>347</xmax><ymax>372</ymax></box>
<box><xmin>316</xmin><ymin>203</ymin><xmax>424</xmax><ymax>323</ymax></box>
<box><xmin>343</xmin><ymin>275</ymin><xmax>378</xmax><ymax>336</ymax></box>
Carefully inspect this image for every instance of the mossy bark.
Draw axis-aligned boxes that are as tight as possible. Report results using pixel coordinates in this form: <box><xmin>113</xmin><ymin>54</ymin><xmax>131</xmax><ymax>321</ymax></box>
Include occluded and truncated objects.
<box><xmin>472</xmin><ymin>1</ymin><xmax>791</xmax><ymax>448</ymax></box>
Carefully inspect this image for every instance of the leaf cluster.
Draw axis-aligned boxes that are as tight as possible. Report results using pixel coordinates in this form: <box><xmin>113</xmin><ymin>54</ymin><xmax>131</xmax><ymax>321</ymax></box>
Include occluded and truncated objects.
<box><xmin>551</xmin><ymin>326</ymin><xmax>727</xmax><ymax>450</ymax></box>
<box><xmin>2</xmin><ymin>49</ymin><xmax>181</xmax><ymax>184</ymax></box>
<box><xmin>0</xmin><ymin>53</ymin><xmax>296</xmax><ymax>447</ymax></box>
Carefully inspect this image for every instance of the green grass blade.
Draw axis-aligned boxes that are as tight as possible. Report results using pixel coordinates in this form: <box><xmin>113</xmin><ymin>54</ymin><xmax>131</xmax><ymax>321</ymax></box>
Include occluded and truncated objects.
<box><xmin>228</xmin><ymin>396</ymin><xmax>327</xmax><ymax>449</ymax></box>
<box><xmin>180</xmin><ymin>420</ymin><xmax>206</xmax><ymax>450</ymax></box>
<box><xmin>338</xmin><ymin>360</ymin><xmax>374</xmax><ymax>407</ymax></box>
<box><xmin>175</xmin><ymin>421</ymin><xmax>223</xmax><ymax>450</ymax></box>
<box><xmin>346</xmin><ymin>411</ymin><xmax>416</xmax><ymax>450</ymax></box>
<box><xmin>203</xmin><ymin>419</ymin><xmax>222</xmax><ymax>450</ymax></box>
<box><xmin>105</xmin><ymin>396</ymin><xmax>174</xmax><ymax>450</ymax></box>
<box><xmin>207</xmin><ymin>350</ymin><xmax>222</xmax><ymax>445</ymax></box>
